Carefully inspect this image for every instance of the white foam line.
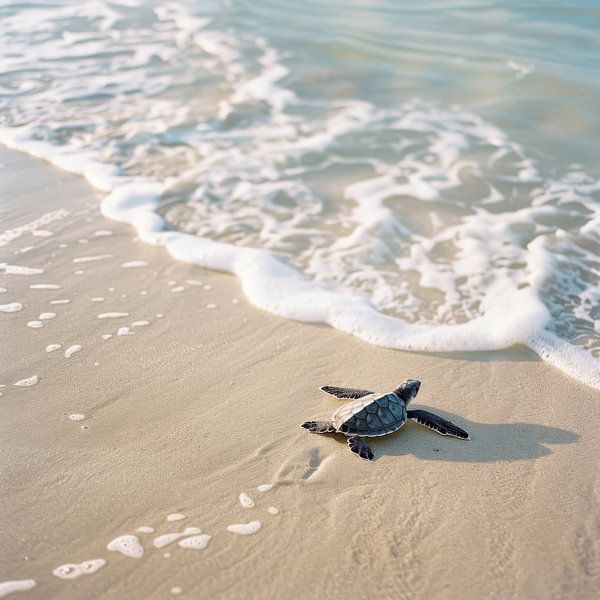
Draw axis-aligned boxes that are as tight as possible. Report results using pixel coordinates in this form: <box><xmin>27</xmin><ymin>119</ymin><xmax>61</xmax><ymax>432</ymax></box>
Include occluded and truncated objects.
<box><xmin>0</xmin><ymin>303</ymin><xmax>23</xmax><ymax>313</ymax></box>
<box><xmin>14</xmin><ymin>375</ymin><xmax>39</xmax><ymax>387</ymax></box>
<box><xmin>153</xmin><ymin>527</ymin><xmax>201</xmax><ymax>549</ymax></box>
<box><xmin>73</xmin><ymin>254</ymin><xmax>113</xmax><ymax>263</ymax></box>
<box><xmin>137</xmin><ymin>526</ymin><xmax>154</xmax><ymax>533</ymax></box>
<box><xmin>121</xmin><ymin>260</ymin><xmax>147</xmax><ymax>268</ymax></box>
<box><xmin>30</xmin><ymin>283</ymin><xmax>60</xmax><ymax>290</ymax></box>
<box><xmin>0</xmin><ymin>263</ymin><xmax>43</xmax><ymax>275</ymax></box>
<box><xmin>178</xmin><ymin>534</ymin><xmax>211</xmax><ymax>550</ymax></box>
<box><xmin>166</xmin><ymin>513</ymin><xmax>185</xmax><ymax>522</ymax></box>
<box><xmin>227</xmin><ymin>521</ymin><xmax>261</xmax><ymax>535</ymax></box>
<box><xmin>0</xmin><ymin>579</ymin><xmax>37</xmax><ymax>597</ymax></box>
<box><xmin>97</xmin><ymin>312</ymin><xmax>129</xmax><ymax>319</ymax></box>
<box><xmin>0</xmin><ymin>208</ymin><xmax>69</xmax><ymax>247</ymax></box>
<box><xmin>64</xmin><ymin>344</ymin><xmax>81</xmax><ymax>358</ymax></box>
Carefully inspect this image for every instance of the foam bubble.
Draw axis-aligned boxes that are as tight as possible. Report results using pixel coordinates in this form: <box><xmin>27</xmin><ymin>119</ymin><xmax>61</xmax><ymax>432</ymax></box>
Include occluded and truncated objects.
<box><xmin>171</xmin><ymin>588</ymin><xmax>183</xmax><ymax>596</ymax></box>
<box><xmin>97</xmin><ymin>312</ymin><xmax>129</xmax><ymax>319</ymax></box>
<box><xmin>117</xmin><ymin>326</ymin><xmax>134</xmax><ymax>336</ymax></box>
<box><xmin>46</xmin><ymin>344</ymin><xmax>61</xmax><ymax>352</ymax></box>
<box><xmin>206</xmin><ymin>303</ymin><xmax>217</xmax><ymax>309</ymax></box>
<box><xmin>166</xmin><ymin>513</ymin><xmax>186</xmax><ymax>522</ymax></box>
<box><xmin>0</xmin><ymin>288</ymin><xmax>6</xmax><ymax>293</ymax></box>
<box><xmin>32</xmin><ymin>229</ymin><xmax>53</xmax><ymax>237</ymax></box>
<box><xmin>107</xmin><ymin>534</ymin><xmax>144</xmax><ymax>558</ymax></box>
<box><xmin>52</xmin><ymin>559</ymin><xmax>105</xmax><ymax>579</ymax></box>
<box><xmin>178</xmin><ymin>534</ymin><xmax>211</xmax><ymax>550</ymax></box>
<box><xmin>257</xmin><ymin>484</ymin><xmax>272</xmax><ymax>492</ymax></box>
<box><xmin>0</xmin><ymin>209</ymin><xmax>69</xmax><ymax>248</ymax></box>
<box><xmin>0</xmin><ymin>303</ymin><xmax>23</xmax><ymax>313</ymax></box>
<box><xmin>239</xmin><ymin>493</ymin><xmax>255</xmax><ymax>508</ymax></box>
<box><xmin>73</xmin><ymin>254</ymin><xmax>112</xmax><ymax>263</ymax></box>
<box><xmin>27</xmin><ymin>321</ymin><xmax>43</xmax><ymax>328</ymax></box>
<box><xmin>13</xmin><ymin>375</ymin><xmax>39</xmax><ymax>387</ymax></box>
<box><xmin>69</xmin><ymin>414</ymin><xmax>85</xmax><ymax>421</ymax></box>
<box><xmin>227</xmin><ymin>521</ymin><xmax>261</xmax><ymax>535</ymax></box>
<box><xmin>50</xmin><ymin>299</ymin><xmax>70</xmax><ymax>304</ymax></box>
<box><xmin>122</xmin><ymin>261</ymin><xmax>147</xmax><ymax>268</ymax></box>
<box><xmin>267</xmin><ymin>506</ymin><xmax>279</xmax><ymax>515</ymax></box>
<box><xmin>64</xmin><ymin>345</ymin><xmax>82</xmax><ymax>358</ymax></box>
<box><xmin>132</xmin><ymin>320</ymin><xmax>150</xmax><ymax>327</ymax></box>
<box><xmin>91</xmin><ymin>297</ymin><xmax>105</xmax><ymax>302</ymax></box>
<box><xmin>39</xmin><ymin>312</ymin><xmax>56</xmax><ymax>320</ymax></box>
<box><xmin>94</xmin><ymin>230</ymin><xmax>113</xmax><ymax>237</ymax></box>
<box><xmin>75</xmin><ymin>270</ymin><xmax>85</xmax><ymax>275</ymax></box>
<box><xmin>101</xmin><ymin>334</ymin><xmax>113</xmax><ymax>340</ymax></box>
<box><xmin>29</xmin><ymin>283</ymin><xmax>60</xmax><ymax>290</ymax></box>
<box><xmin>153</xmin><ymin>527</ymin><xmax>201</xmax><ymax>549</ymax></box>
<box><xmin>137</xmin><ymin>526</ymin><xmax>154</xmax><ymax>533</ymax></box>
<box><xmin>171</xmin><ymin>286</ymin><xmax>185</xmax><ymax>293</ymax></box>
<box><xmin>0</xmin><ymin>579</ymin><xmax>36</xmax><ymax>597</ymax></box>
<box><xmin>0</xmin><ymin>263</ymin><xmax>43</xmax><ymax>275</ymax></box>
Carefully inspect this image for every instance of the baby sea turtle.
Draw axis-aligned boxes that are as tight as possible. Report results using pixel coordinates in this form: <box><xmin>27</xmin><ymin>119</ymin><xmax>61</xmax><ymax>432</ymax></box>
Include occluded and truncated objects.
<box><xmin>301</xmin><ymin>380</ymin><xmax>469</xmax><ymax>461</ymax></box>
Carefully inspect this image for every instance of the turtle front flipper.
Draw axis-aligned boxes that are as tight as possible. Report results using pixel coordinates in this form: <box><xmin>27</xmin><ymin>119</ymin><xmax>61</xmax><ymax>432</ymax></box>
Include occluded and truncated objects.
<box><xmin>407</xmin><ymin>410</ymin><xmax>469</xmax><ymax>440</ymax></box>
<box><xmin>320</xmin><ymin>386</ymin><xmax>373</xmax><ymax>400</ymax></box>
<box><xmin>301</xmin><ymin>420</ymin><xmax>337</xmax><ymax>434</ymax></box>
<box><xmin>347</xmin><ymin>436</ymin><xmax>375</xmax><ymax>461</ymax></box>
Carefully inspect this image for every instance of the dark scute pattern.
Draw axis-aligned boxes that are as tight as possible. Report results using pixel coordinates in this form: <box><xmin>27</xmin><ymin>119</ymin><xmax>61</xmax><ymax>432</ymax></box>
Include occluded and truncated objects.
<box><xmin>388</xmin><ymin>397</ymin><xmax>405</xmax><ymax>420</ymax></box>
<box><xmin>366</xmin><ymin>413</ymin><xmax>383</xmax><ymax>429</ymax></box>
<box><xmin>341</xmin><ymin>394</ymin><xmax>406</xmax><ymax>435</ymax></box>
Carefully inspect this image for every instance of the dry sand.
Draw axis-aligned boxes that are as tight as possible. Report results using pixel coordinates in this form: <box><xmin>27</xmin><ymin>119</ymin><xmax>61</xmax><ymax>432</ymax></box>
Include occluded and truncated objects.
<box><xmin>1</xmin><ymin>145</ymin><xmax>600</xmax><ymax>599</ymax></box>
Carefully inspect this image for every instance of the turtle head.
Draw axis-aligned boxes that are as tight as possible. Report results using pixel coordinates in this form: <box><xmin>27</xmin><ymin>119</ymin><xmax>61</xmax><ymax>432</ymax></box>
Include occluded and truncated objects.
<box><xmin>393</xmin><ymin>379</ymin><xmax>421</xmax><ymax>404</ymax></box>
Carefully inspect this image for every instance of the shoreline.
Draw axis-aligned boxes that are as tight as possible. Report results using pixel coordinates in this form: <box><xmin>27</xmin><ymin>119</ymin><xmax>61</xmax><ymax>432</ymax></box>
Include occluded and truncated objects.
<box><xmin>1</xmin><ymin>128</ymin><xmax>597</xmax><ymax>392</ymax></box>
<box><xmin>1</xmin><ymin>145</ymin><xmax>600</xmax><ymax>599</ymax></box>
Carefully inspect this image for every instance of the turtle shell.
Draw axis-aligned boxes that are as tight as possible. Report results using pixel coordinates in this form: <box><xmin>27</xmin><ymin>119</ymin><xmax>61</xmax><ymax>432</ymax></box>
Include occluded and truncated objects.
<box><xmin>332</xmin><ymin>392</ymin><xmax>406</xmax><ymax>437</ymax></box>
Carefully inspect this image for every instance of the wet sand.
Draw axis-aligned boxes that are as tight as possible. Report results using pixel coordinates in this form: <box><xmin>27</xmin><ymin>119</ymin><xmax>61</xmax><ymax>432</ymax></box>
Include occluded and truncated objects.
<box><xmin>1</xmin><ymin>145</ymin><xmax>600</xmax><ymax>599</ymax></box>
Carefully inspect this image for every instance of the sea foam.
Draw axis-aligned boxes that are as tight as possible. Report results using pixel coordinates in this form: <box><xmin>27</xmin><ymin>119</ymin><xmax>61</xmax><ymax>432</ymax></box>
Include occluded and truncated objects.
<box><xmin>0</xmin><ymin>0</ymin><xmax>598</xmax><ymax>391</ymax></box>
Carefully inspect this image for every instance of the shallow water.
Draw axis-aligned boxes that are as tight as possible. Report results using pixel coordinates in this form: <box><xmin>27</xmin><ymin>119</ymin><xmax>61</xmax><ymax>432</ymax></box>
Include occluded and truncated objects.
<box><xmin>0</xmin><ymin>0</ymin><xmax>598</xmax><ymax>387</ymax></box>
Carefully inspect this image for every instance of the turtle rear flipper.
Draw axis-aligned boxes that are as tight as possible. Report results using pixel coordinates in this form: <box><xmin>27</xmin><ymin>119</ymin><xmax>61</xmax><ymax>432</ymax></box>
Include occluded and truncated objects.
<box><xmin>320</xmin><ymin>386</ymin><xmax>373</xmax><ymax>400</ymax></box>
<box><xmin>348</xmin><ymin>436</ymin><xmax>374</xmax><ymax>461</ymax></box>
<box><xmin>407</xmin><ymin>409</ymin><xmax>469</xmax><ymax>440</ymax></box>
<box><xmin>301</xmin><ymin>420</ymin><xmax>337</xmax><ymax>434</ymax></box>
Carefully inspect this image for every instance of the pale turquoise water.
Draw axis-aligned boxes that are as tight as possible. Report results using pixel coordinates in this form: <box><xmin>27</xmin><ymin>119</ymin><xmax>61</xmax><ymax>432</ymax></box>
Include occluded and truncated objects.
<box><xmin>1</xmin><ymin>0</ymin><xmax>599</xmax><ymax>387</ymax></box>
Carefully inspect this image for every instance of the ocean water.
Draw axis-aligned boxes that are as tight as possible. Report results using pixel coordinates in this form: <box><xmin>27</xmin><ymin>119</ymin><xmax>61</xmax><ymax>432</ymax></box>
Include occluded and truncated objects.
<box><xmin>0</xmin><ymin>0</ymin><xmax>598</xmax><ymax>388</ymax></box>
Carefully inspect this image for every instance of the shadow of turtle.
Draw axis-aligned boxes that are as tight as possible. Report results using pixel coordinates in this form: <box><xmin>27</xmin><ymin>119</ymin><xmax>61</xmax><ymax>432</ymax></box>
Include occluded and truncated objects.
<box><xmin>328</xmin><ymin>407</ymin><xmax>579</xmax><ymax>462</ymax></box>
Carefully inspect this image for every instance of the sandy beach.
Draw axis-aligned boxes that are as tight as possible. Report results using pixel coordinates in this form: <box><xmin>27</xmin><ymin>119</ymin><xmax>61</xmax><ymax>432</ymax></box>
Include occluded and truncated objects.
<box><xmin>1</xmin><ymin>145</ymin><xmax>600</xmax><ymax>598</ymax></box>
